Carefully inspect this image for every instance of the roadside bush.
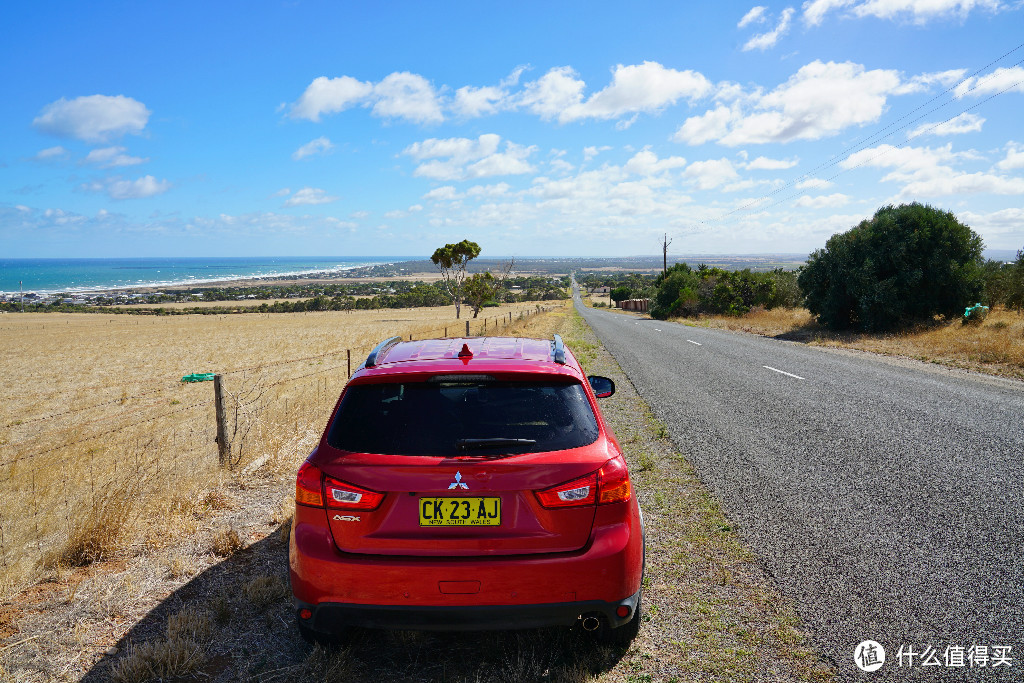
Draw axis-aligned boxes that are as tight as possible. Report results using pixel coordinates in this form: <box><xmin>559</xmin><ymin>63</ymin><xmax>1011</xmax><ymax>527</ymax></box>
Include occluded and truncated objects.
<box><xmin>650</xmin><ymin>263</ymin><xmax>800</xmax><ymax>320</ymax></box>
<box><xmin>798</xmin><ymin>203</ymin><xmax>985</xmax><ymax>331</ymax></box>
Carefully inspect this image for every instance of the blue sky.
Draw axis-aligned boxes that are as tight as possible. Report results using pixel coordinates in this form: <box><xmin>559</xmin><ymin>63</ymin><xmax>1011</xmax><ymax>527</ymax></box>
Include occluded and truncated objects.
<box><xmin>2</xmin><ymin>0</ymin><xmax>1023</xmax><ymax>258</ymax></box>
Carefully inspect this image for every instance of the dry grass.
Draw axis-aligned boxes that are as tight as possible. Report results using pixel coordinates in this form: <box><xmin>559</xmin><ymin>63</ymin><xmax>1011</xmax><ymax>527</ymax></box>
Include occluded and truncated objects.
<box><xmin>0</xmin><ymin>301</ymin><xmax>557</xmax><ymax>591</ymax></box>
<box><xmin>0</xmin><ymin>300</ymin><xmax>837</xmax><ymax>682</ymax></box>
<box><xmin>685</xmin><ymin>306</ymin><xmax>1024</xmax><ymax>379</ymax></box>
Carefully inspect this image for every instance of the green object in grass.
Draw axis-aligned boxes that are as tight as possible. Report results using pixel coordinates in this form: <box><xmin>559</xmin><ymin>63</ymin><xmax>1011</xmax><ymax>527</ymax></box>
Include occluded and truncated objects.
<box><xmin>181</xmin><ymin>373</ymin><xmax>216</xmax><ymax>383</ymax></box>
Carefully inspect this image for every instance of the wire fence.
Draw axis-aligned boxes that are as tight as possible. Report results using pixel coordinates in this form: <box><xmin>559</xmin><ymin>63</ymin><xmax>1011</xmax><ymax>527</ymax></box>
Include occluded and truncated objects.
<box><xmin>0</xmin><ymin>305</ymin><xmax>555</xmax><ymax>577</ymax></box>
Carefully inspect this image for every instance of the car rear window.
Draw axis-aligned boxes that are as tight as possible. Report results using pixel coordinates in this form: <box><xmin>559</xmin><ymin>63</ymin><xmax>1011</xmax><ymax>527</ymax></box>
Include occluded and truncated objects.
<box><xmin>326</xmin><ymin>379</ymin><xmax>600</xmax><ymax>456</ymax></box>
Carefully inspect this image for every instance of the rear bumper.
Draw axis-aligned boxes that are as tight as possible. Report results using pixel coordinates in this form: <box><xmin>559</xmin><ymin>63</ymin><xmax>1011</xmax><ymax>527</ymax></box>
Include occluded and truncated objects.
<box><xmin>296</xmin><ymin>589</ymin><xmax>641</xmax><ymax>632</ymax></box>
<box><xmin>289</xmin><ymin>500</ymin><xmax>645</xmax><ymax>633</ymax></box>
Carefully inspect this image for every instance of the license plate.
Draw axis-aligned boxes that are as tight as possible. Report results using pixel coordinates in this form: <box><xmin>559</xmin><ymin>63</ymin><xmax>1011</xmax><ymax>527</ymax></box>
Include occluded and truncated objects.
<box><xmin>419</xmin><ymin>497</ymin><xmax>501</xmax><ymax>526</ymax></box>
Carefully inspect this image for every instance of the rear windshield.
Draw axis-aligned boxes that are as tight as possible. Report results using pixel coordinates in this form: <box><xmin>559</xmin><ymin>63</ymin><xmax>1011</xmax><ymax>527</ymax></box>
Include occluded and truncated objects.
<box><xmin>327</xmin><ymin>380</ymin><xmax>600</xmax><ymax>456</ymax></box>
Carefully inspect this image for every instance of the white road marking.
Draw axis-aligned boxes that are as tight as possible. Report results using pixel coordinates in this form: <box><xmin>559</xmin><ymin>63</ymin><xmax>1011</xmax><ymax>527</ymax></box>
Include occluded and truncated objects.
<box><xmin>687</xmin><ymin>340</ymin><xmax>702</xmax><ymax>346</ymax></box>
<box><xmin>654</xmin><ymin>328</ymin><xmax>662</xmax><ymax>332</ymax></box>
<box><xmin>764</xmin><ymin>366</ymin><xmax>805</xmax><ymax>380</ymax></box>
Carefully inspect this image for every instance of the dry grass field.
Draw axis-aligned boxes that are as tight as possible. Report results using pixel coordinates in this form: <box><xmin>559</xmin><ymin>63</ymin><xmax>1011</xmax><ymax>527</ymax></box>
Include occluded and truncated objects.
<box><xmin>686</xmin><ymin>306</ymin><xmax>1024</xmax><ymax>379</ymax></box>
<box><xmin>0</xmin><ymin>300</ymin><xmax>836</xmax><ymax>683</ymax></box>
<box><xmin>0</xmin><ymin>302</ymin><xmax>552</xmax><ymax>592</ymax></box>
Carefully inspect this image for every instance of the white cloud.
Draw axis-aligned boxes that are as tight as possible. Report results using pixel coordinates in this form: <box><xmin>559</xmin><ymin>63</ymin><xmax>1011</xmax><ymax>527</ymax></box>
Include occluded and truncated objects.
<box><xmin>371</xmin><ymin>72</ymin><xmax>444</xmax><ymax>124</ymax></box>
<box><xmin>559</xmin><ymin>62</ymin><xmax>712</xmax><ymax>122</ymax></box>
<box><xmin>802</xmin><ymin>0</ymin><xmax>854</xmax><ymax>25</ymax></box>
<box><xmin>684</xmin><ymin>158</ymin><xmax>740</xmax><ymax>189</ymax></box>
<box><xmin>82</xmin><ymin>146</ymin><xmax>147</xmax><ymax>168</ymax></box>
<box><xmin>743</xmin><ymin>7</ymin><xmax>795</xmax><ymax>51</ymax></box>
<box><xmin>959</xmin><ymin>207</ymin><xmax>1024</xmax><ymax>238</ymax></box>
<box><xmin>796</xmin><ymin>178</ymin><xmax>834</xmax><ymax>189</ymax></box>
<box><xmin>624</xmin><ymin>147</ymin><xmax>687</xmax><ymax>176</ymax></box>
<box><xmin>466</xmin><ymin>142</ymin><xmax>536</xmax><ymax>178</ymax></box>
<box><xmin>422</xmin><ymin>186</ymin><xmax>461</xmax><ymax>201</ymax></box>
<box><xmin>802</xmin><ymin>0</ymin><xmax>1003</xmax><ymax>25</ymax></box>
<box><xmin>289</xmin><ymin>72</ymin><xmax>442</xmax><ymax>124</ymax></box>
<box><xmin>403</xmin><ymin>134</ymin><xmax>535</xmax><ymax>180</ymax></box>
<box><xmin>851</xmin><ymin>0</ymin><xmax>1003</xmax><ymax>23</ymax></box>
<box><xmin>550</xmin><ymin>158</ymin><xmax>575</xmax><ymax>174</ymax></box>
<box><xmin>738</xmin><ymin>6</ymin><xmax>769</xmax><ymax>27</ymax></box>
<box><xmin>908</xmin><ymin>113</ymin><xmax>984</xmax><ymax>138</ymax></box>
<box><xmin>996</xmin><ymin>143</ymin><xmax>1024</xmax><ymax>171</ymax></box>
<box><xmin>271</xmin><ymin>187</ymin><xmax>291</xmax><ymax>197</ymax></box>
<box><xmin>842</xmin><ymin>143</ymin><xmax>1024</xmax><ymax>197</ymax></box>
<box><xmin>450</xmin><ymin>67</ymin><xmax>526</xmax><ymax>118</ymax></box>
<box><xmin>583</xmin><ymin>145</ymin><xmax>612</xmax><ymax>161</ymax></box>
<box><xmin>899</xmin><ymin>69</ymin><xmax>967</xmax><ymax>93</ymax></box>
<box><xmin>675</xmin><ymin>61</ymin><xmax>911</xmax><ymax>146</ymax></box>
<box><xmin>954</xmin><ymin>66</ymin><xmax>1024</xmax><ymax>98</ymax></box>
<box><xmin>349</xmin><ymin>210</ymin><xmax>370</xmax><ymax>219</ymax></box>
<box><xmin>794</xmin><ymin>193</ymin><xmax>850</xmax><ymax>207</ymax></box>
<box><xmin>289</xmin><ymin>76</ymin><xmax>374</xmax><ymax>121</ymax></box>
<box><xmin>83</xmin><ymin>175</ymin><xmax>171</xmax><ymax>200</ymax></box>
<box><xmin>745</xmin><ymin>155</ymin><xmax>799</xmax><ymax>170</ymax></box>
<box><xmin>33</xmin><ymin>146</ymin><xmax>69</xmax><ymax>161</ymax></box>
<box><xmin>518</xmin><ymin>67</ymin><xmax>586</xmax><ymax>120</ymax></box>
<box><xmin>283</xmin><ymin>187</ymin><xmax>339</xmax><ymax>206</ymax></box>
<box><xmin>466</xmin><ymin>182</ymin><xmax>511</xmax><ymax>197</ymax></box>
<box><xmin>33</xmin><ymin>95</ymin><xmax>150</xmax><ymax>143</ymax></box>
<box><xmin>292</xmin><ymin>136</ymin><xmax>334</xmax><ymax>160</ymax></box>
<box><xmin>672</xmin><ymin>106</ymin><xmax>736</xmax><ymax>145</ymax></box>
<box><xmin>453</xmin><ymin>85</ymin><xmax>507</xmax><ymax>118</ymax></box>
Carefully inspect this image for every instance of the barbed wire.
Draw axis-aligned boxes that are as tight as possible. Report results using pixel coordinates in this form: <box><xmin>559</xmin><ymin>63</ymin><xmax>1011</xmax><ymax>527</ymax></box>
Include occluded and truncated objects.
<box><xmin>0</xmin><ymin>305</ymin><xmax>555</xmax><ymax>470</ymax></box>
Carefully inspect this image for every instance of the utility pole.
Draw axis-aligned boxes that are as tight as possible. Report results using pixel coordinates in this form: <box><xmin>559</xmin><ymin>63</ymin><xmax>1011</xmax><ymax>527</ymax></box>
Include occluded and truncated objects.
<box><xmin>20</xmin><ymin>281</ymin><xmax>24</xmax><ymax>312</ymax></box>
<box><xmin>662</xmin><ymin>233</ymin><xmax>673</xmax><ymax>277</ymax></box>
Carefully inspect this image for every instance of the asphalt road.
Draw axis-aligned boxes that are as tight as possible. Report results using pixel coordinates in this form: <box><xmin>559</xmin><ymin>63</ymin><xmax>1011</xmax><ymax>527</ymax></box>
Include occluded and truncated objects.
<box><xmin>575</xmin><ymin>292</ymin><xmax>1024</xmax><ymax>681</ymax></box>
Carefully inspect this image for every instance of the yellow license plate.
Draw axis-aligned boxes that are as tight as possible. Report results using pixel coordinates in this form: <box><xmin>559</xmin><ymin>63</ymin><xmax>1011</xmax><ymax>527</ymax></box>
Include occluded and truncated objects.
<box><xmin>419</xmin><ymin>497</ymin><xmax>501</xmax><ymax>526</ymax></box>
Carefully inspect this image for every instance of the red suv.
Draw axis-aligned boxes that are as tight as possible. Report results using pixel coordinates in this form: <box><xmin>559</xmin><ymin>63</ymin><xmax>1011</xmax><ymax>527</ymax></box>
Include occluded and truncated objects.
<box><xmin>289</xmin><ymin>334</ymin><xmax>644</xmax><ymax>645</ymax></box>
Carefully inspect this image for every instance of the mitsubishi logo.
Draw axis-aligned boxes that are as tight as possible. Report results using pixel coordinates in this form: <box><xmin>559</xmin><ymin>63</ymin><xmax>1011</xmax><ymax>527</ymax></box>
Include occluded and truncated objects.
<box><xmin>448</xmin><ymin>471</ymin><xmax>469</xmax><ymax>490</ymax></box>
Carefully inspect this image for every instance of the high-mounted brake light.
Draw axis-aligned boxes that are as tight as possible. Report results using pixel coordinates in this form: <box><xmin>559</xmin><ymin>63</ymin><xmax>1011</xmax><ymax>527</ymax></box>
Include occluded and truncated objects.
<box><xmin>534</xmin><ymin>457</ymin><xmax>632</xmax><ymax>509</ymax></box>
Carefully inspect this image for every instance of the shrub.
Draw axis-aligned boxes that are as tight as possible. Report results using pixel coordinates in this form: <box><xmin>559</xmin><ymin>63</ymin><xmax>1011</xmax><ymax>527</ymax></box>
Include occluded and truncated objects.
<box><xmin>798</xmin><ymin>203</ymin><xmax>985</xmax><ymax>331</ymax></box>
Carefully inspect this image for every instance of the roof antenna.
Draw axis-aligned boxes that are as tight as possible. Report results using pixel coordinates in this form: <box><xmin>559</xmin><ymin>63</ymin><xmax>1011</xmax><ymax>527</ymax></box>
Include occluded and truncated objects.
<box><xmin>458</xmin><ymin>343</ymin><xmax>473</xmax><ymax>358</ymax></box>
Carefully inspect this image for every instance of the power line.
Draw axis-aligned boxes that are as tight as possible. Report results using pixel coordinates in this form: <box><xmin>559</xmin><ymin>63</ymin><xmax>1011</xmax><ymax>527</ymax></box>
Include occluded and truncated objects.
<box><xmin>696</xmin><ymin>41</ymin><xmax>1024</xmax><ymax>227</ymax></box>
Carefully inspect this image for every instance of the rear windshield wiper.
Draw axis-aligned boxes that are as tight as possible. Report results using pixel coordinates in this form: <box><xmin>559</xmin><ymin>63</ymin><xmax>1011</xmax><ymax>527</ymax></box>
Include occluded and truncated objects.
<box><xmin>455</xmin><ymin>438</ymin><xmax>537</xmax><ymax>452</ymax></box>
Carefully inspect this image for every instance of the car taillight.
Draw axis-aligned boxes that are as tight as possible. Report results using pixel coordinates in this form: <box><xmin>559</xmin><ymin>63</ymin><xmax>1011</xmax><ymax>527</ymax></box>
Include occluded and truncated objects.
<box><xmin>296</xmin><ymin>460</ymin><xmax>324</xmax><ymax>507</ymax></box>
<box><xmin>324</xmin><ymin>476</ymin><xmax>385</xmax><ymax>511</ymax></box>
<box><xmin>535</xmin><ymin>472</ymin><xmax>598</xmax><ymax>508</ymax></box>
<box><xmin>598</xmin><ymin>456</ymin><xmax>632</xmax><ymax>505</ymax></box>
<box><xmin>535</xmin><ymin>458</ymin><xmax>632</xmax><ymax>509</ymax></box>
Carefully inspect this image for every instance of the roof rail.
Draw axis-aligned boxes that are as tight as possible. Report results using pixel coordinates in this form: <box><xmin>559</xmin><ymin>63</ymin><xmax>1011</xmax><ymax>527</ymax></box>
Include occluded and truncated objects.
<box><xmin>365</xmin><ymin>336</ymin><xmax>402</xmax><ymax>368</ymax></box>
<box><xmin>552</xmin><ymin>334</ymin><xmax>566</xmax><ymax>365</ymax></box>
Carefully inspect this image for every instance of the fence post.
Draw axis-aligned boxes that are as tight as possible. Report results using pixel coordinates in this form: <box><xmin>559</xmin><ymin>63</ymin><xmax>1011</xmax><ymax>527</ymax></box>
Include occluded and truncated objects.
<box><xmin>347</xmin><ymin>349</ymin><xmax>351</xmax><ymax>377</ymax></box>
<box><xmin>214</xmin><ymin>373</ymin><xmax>230</xmax><ymax>468</ymax></box>
<box><xmin>466</xmin><ymin>320</ymin><xmax>470</xmax><ymax>336</ymax></box>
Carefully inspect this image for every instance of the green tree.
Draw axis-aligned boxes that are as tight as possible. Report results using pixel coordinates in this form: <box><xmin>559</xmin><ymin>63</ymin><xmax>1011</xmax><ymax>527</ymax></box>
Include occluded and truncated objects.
<box><xmin>1007</xmin><ymin>248</ymin><xmax>1024</xmax><ymax>314</ymax></box>
<box><xmin>430</xmin><ymin>239</ymin><xmax>482</xmax><ymax>319</ymax></box>
<box><xmin>798</xmin><ymin>203</ymin><xmax>985</xmax><ymax>331</ymax></box>
<box><xmin>463</xmin><ymin>272</ymin><xmax>496</xmax><ymax>318</ymax></box>
<box><xmin>610</xmin><ymin>286</ymin><xmax>631</xmax><ymax>304</ymax></box>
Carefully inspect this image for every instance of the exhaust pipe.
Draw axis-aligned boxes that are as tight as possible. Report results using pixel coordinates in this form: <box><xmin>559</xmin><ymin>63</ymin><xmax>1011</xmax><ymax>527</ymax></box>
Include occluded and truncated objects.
<box><xmin>581</xmin><ymin>616</ymin><xmax>601</xmax><ymax>631</ymax></box>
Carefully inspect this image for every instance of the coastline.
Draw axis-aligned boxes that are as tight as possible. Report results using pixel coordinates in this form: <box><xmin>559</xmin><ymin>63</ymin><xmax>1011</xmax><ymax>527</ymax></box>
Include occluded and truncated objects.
<box><xmin>0</xmin><ymin>257</ymin><xmax>426</xmax><ymax>297</ymax></box>
<box><xmin>130</xmin><ymin>270</ymin><xmax>442</xmax><ymax>293</ymax></box>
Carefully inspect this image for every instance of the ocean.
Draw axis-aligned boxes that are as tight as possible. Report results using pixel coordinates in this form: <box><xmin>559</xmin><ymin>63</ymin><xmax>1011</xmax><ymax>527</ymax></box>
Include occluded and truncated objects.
<box><xmin>0</xmin><ymin>257</ymin><xmax>406</xmax><ymax>295</ymax></box>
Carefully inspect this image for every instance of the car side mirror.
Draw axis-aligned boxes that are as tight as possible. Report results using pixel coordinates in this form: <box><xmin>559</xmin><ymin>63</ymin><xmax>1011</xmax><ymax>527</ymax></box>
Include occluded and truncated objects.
<box><xmin>588</xmin><ymin>375</ymin><xmax>615</xmax><ymax>398</ymax></box>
